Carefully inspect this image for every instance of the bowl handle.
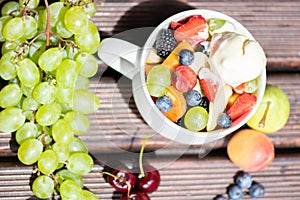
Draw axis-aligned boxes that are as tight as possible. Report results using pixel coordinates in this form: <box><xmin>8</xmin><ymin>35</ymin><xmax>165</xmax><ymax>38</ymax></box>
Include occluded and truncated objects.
<box><xmin>97</xmin><ymin>38</ymin><xmax>141</xmax><ymax>80</ymax></box>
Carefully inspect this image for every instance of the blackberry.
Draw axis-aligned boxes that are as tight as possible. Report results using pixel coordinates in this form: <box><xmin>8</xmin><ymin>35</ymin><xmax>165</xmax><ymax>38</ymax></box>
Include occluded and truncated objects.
<box><xmin>199</xmin><ymin>96</ymin><xmax>209</xmax><ymax>112</ymax></box>
<box><xmin>155</xmin><ymin>29</ymin><xmax>177</xmax><ymax>58</ymax></box>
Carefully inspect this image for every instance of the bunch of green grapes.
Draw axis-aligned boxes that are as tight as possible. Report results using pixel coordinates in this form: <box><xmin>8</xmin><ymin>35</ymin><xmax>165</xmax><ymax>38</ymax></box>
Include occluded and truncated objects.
<box><xmin>0</xmin><ymin>0</ymin><xmax>101</xmax><ymax>199</ymax></box>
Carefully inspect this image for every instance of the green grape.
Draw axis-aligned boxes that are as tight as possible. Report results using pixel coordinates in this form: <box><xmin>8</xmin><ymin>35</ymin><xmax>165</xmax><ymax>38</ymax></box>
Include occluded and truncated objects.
<box><xmin>56</xmin><ymin>87</ymin><xmax>73</xmax><ymax>104</ymax></box>
<box><xmin>68</xmin><ymin>137</ymin><xmax>88</xmax><ymax>153</ymax></box>
<box><xmin>64</xmin><ymin>111</ymin><xmax>90</xmax><ymax>134</ymax></box>
<box><xmin>32</xmin><ymin>82</ymin><xmax>56</xmax><ymax>104</ymax></box>
<box><xmin>184</xmin><ymin>106</ymin><xmax>208</xmax><ymax>132</ymax></box>
<box><xmin>64</xmin><ymin>6</ymin><xmax>89</xmax><ymax>35</ymax></box>
<box><xmin>0</xmin><ymin>51</ymin><xmax>17</xmax><ymax>80</ymax></box>
<box><xmin>0</xmin><ymin>83</ymin><xmax>23</xmax><ymax>108</ymax></box>
<box><xmin>59</xmin><ymin>179</ymin><xmax>83</xmax><ymax>200</ymax></box>
<box><xmin>52</xmin><ymin>142</ymin><xmax>70</xmax><ymax>162</ymax></box>
<box><xmin>29</xmin><ymin>41</ymin><xmax>46</xmax><ymax>64</ymax></box>
<box><xmin>67</xmin><ymin>152</ymin><xmax>93</xmax><ymax>175</ymax></box>
<box><xmin>17</xmin><ymin>138</ymin><xmax>43</xmax><ymax>165</ymax></box>
<box><xmin>16</xmin><ymin>122</ymin><xmax>38</xmax><ymax>145</ymax></box>
<box><xmin>36</xmin><ymin>102</ymin><xmax>62</xmax><ymax>126</ymax></box>
<box><xmin>208</xmin><ymin>18</ymin><xmax>226</xmax><ymax>33</ymax></box>
<box><xmin>52</xmin><ymin>119</ymin><xmax>74</xmax><ymax>145</ymax></box>
<box><xmin>72</xmin><ymin>90</ymin><xmax>100</xmax><ymax>114</ymax></box>
<box><xmin>0</xmin><ymin>16</ymin><xmax>12</xmax><ymax>42</ymax></box>
<box><xmin>23</xmin><ymin>15</ymin><xmax>38</xmax><ymax>39</ymax></box>
<box><xmin>76</xmin><ymin>53</ymin><xmax>98</xmax><ymax>78</ymax></box>
<box><xmin>146</xmin><ymin>65</ymin><xmax>171</xmax><ymax>97</ymax></box>
<box><xmin>42</xmin><ymin>2</ymin><xmax>68</xmax><ymax>27</ymax></box>
<box><xmin>22</xmin><ymin>97</ymin><xmax>40</xmax><ymax>111</ymax></box>
<box><xmin>59</xmin><ymin>103</ymin><xmax>72</xmax><ymax>113</ymax></box>
<box><xmin>75</xmin><ymin>75</ymin><xmax>90</xmax><ymax>90</ymax></box>
<box><xmin>38</xmin><ymin>47</ymin><xmax>63</xmax><ymax>71</ymax></box>
<box><xmin>17</xmin><ymin>58</ymin><xmax>40</xmax><ymax>87</ymax></box>
<box><xmin>82</xmin><ymin>190</ymin><xmax>98</xmax><ymax>200</ymax></box>
<box><xmin>38</xmin><ymin>150</ymin><xmax>59</xmax><ymax>175</ymax></box>
<box><xmin>74</xmin><ymin>20</ymin><xmax>100</xmax><ymax>54</ymax></box>
<box><xmin>56</xmin><ymin>59</ymin><xmax>78</xmax><ymax>88</ymax></box>
<box><xmin>35</xmin><ymin>6</ymin><xmax>46</xmax><ymax>31</ymax></box>
<box><xmin>32</xmin><ymin>175</ymin><xmax>54</xmax><ymax>199</ymax></box>
<box><xmin>20</xmin><ymin>83</ymin><xmax>34</xmax><ymax>97</ymax></box>
<box><xmin>65</xmin><ymin>45</ymin><xmax>79</xmax><ymax>60</ymax></box>
<box><xmin>19</xmin><ymin>0</ymin><xmax>40</xmax><ymax>9</ymax></box>
<box><xmin>1</xmin><ymin>1</ymin><xmax>21</xmax><ymax>16</ymax></box>
<box><xmin>245</xmin><ymin>78</ymin><xmax>258</xmax><ymax>93</ymax></box>
<box><xmin>3</xmin><ymin>17</ymin><xmax>25</xmax><ymax>41</ymax></box>
<box><xmin>82</xmin><ymin>2</ymin><xmax>97</xmax><ymax>18</ymax></box>
<box><xmin>8</xmin><ymin>77</ymin><xmax>20</xmax><ymax>84</ymax></box>
<box><xmin>56</xmin><ymin>19</ymin><xmax>73</xmax><ymax>39</ymax></box>
<box><xmin>0</xmin><ymin>107</ymin><xmax>25</xmax><ymax>133</ymax></box>
<box><xmin>2</xmin><ymin>40</ymin><xmax>19</xmax><ymax>54</ymax></box>
<box><xmin>56</xmin><ymin>169</ymin><xmax>84</xmax><ymax>188</ymax></box>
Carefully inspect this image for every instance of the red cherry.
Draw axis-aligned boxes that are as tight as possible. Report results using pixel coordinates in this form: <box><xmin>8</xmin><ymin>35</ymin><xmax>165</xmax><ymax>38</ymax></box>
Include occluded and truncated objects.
<box><xmin>136</xmin><ymin>165</ymin><xmax>160</xmax><ymax>193</ymax></box>
<box><xmin>107</xmin><ymin>168</ymin><xmax>137</xmax><ymax>193</ymax></box>
<box><xmin>120</xmin><ymin>191</ymin><xmax>150</xmax><ymax>200</ymax></box>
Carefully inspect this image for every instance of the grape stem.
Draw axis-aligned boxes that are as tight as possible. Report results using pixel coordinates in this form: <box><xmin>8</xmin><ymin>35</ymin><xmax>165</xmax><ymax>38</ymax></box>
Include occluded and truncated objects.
<box><xmin>139</xmin><ymin>135</ymin><xmax>149</xmax><ymax>178</ymax></box>
<box><xmin>43</xmin><ymin>0</ymin><xmax>51</xmax><ymax>47</ymax></box>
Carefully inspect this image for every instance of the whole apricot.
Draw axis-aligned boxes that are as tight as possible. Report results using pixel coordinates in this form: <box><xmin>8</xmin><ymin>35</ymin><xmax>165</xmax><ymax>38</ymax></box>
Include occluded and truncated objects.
<box><xmin>227</xmin><ymin>129</ymin><xmax>274</xmax><ymax>172</ymax></box>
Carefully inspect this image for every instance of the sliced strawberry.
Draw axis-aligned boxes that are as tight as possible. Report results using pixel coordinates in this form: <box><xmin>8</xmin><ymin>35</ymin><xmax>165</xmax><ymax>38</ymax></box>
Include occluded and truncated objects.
<box><xmin>174</xmin><ymin>15</ymin><xmax>208</xmax><ymax>46</ymax></box>
<box><xmin>226</xmin><ymin>93</ymin><xmax>257</xmax><ymax>121</ymax></box>
<box><xmin>198</xmin><ymin>67</ymin><xmax>222</xmax><ymax>102</ymax></box>
<box><xmin>233</xmin><ymin>83</ymin><xmax>245</xmax><ymax>94</ymax></box>
<box><xmin>170</xmin><ymin>21</ymin><xmax>182</xmax><ymax>30</ymax></box>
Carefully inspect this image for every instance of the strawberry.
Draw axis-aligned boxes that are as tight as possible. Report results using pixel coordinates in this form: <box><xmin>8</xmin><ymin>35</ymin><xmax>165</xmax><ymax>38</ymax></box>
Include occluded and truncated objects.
<box><xmin>174</xmin><ymin>15</ymin><xmax>209</xmax><ymax>46</ymax></box>
<box><xmin>198</xmin><ymin>67</ymin><xmax>222</xmax><ymax>102</ymax></box>
<box><xmin>170</xmin><ymin>21</ymin><xmax>182</xmax><ymax>30</ymax></box>
<box><xmin>233</xmin><ymin>83</ymin><xmax>245</xmax><ymax>94</ymax></box>
<box><xmin>226</xmin><ymin>93</ymin><xmax>257</xmax><ymax>121</ymax></box>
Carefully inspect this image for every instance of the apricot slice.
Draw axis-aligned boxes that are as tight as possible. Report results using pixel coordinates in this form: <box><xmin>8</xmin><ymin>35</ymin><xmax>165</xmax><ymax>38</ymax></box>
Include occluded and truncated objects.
<box><xmin>162</xmin><ymin>42</ymin><xmax>194</xmax><ymax>71</ymax></box>
<box><xmin>164</xmin><ymin>86</ymin><xmax>187</xmax><ymax>122</ymax></box>
<box><xmin>227</xmin><ymin>129</ymin><xmax>274</xmax><ymax>172</ymax></box>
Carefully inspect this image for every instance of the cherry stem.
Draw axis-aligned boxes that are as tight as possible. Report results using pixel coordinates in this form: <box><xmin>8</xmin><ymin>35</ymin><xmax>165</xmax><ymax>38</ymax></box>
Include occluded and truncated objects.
<box><xmin>139</xmin><ymin>135</ymin><xmax>149</xmax><ymax>178</ymax></box>
<box><xmin>259</xmin><ymin>101</ymin><xmax>271</xmax><ymax>128</ymax></box>
<box><xmin>101</xmin><ymin>171</ymin><xmax>132</xmax><ymax>197</ymax></box>
<box><xmin>43</xmin><ymin>0</ymin><xmax>51</xmax><ymax>47</ymax></box>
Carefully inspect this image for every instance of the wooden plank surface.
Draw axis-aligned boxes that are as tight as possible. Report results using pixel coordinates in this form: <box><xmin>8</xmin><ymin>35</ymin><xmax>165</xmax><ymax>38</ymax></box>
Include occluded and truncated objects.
<box><xmin>1</xmin><ymin>152</ymin><xmax>300</xmax><ymax>200</ymax></box>
<box><xmin>1</xmin><ymin>1</ymin><xmax>300</xmax><ymax>200</ymax></box>
<box><xmin>94</xmin><ymin>0</ymin><xmax>300</xmax><ymax>70</ymax></box>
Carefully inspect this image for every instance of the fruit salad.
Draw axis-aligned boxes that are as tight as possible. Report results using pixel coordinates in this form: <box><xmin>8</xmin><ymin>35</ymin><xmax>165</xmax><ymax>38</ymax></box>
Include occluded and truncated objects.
<box><xmin>145</xmin><ymin>14</ymin><xmax>266</xmax><ymax>132</ymax></box>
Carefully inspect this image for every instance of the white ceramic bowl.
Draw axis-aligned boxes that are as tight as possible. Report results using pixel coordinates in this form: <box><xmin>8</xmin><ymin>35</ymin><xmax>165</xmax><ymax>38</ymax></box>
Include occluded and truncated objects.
<box><xmin>98</xmin><ymin>9</ymin><xmax>266</xmax><ymax>145</ymax></box>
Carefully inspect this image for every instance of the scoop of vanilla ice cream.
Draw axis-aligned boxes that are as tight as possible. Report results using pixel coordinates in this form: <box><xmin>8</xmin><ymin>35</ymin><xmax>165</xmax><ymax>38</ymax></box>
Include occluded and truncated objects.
<box><xmin>209</xmin><ymin>32</ymin><xmax>266</xmax><ymax>88</ymax></box>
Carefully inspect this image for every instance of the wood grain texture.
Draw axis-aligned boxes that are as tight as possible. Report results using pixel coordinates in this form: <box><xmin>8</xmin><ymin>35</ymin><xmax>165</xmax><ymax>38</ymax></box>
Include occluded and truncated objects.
<box><xmin>1</xmin><ymin>153</ymin><xmax>300</xmax><ymax>200</ymax></box>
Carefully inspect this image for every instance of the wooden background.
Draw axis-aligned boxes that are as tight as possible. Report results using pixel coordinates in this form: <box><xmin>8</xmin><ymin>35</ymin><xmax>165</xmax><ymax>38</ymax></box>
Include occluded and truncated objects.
<box><xmin>1</xmin><ymin>0</ymin><xmax>300</xmax><ymax>199</ymax></box>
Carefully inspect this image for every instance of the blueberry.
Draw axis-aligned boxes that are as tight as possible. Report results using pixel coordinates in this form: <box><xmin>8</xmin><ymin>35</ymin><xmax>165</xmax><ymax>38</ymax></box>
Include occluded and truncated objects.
<box><xmin>217</xmin><ymin>113</ymin><xmax>232</xmax><ymax>128</ymax></box>
<box><xmin>156</xmin><ymin>96</ymin><xmax>172</xmax><ymax>112</ymax></box>
<box><xmin>227</xmin><ymin>184</ymin><xmax>243</xmax><ymax>200</ymax></box>
<box><xmin>249</xmin><ymin>182</ymin><xmax>265</xmax><ymax>198</ymax></box>
<box><xmin>186</xmin><ymin>90</ymin><xmax>202</xmax><ymax>107</ymax></box>
<box><xmin>234</xmin><ymin>171</ymin><xmax>253</xmax><ymax>189</ymax></box>
<box><xmin>178</xmin><ymin>49</ymin><xmax>194</xmax><ymax>65</ymax></box>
